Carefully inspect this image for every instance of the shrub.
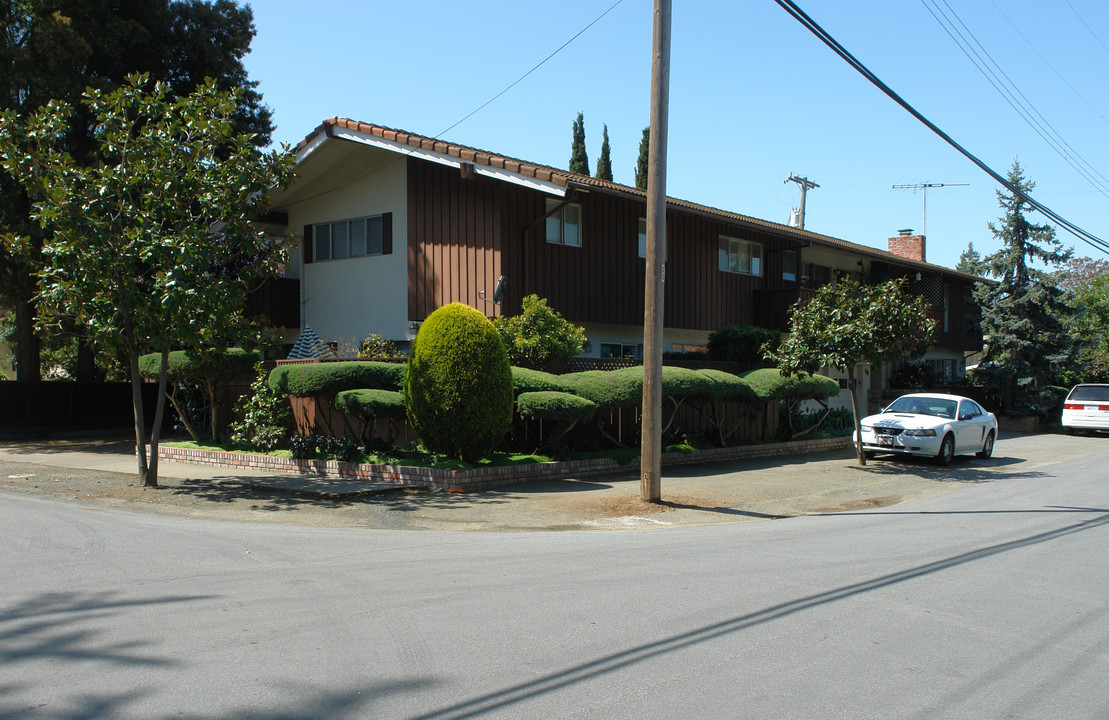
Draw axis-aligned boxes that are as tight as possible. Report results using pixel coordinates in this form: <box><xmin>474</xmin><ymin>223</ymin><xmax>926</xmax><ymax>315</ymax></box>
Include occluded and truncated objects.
<box><xmin>492</xmin><ymin>294</ymin><xmax>586</xmax><ymax>369</ymax></box>
<box><xmin>357</xmin><ymin>333</ymin><xmax>402</xmax><ymax>358</ymax></box>
<box><xmin>888</xmin><ymin>361</ymin><xmax>941</xmax><ymax>389</ymax></box>
<box><xmin>404</xmin><ymin>303</ymin><xmax>514</xmax><ymax>462</ymax></box>
<box><xmin>515</xmin><ymin>391</ymin><xmax>597</xmax><ymax>424</ymax></box>
<box><xmin>268</xmin><ymin>360</ymin><xmax>405</xmax><ymax>397</ymax></box>
<box><xmin>511</xmin><ymin>366</ymin><xmax>567</xmax><ymax>395</ymax></box>
<box><xmin>707</xmin><ymin>324</ymin><xmax>781</xmax><ymax>370</ymax></box>
<box><xmin>334</xmin><ymin>389</ymin><xmax>406</xmax><ymax>419</ymax></box>
<box><xmin>138</xmin><ymin>348</ymin><xmax>261</xmax><ymax>442</ymax></box>
<box><xmin>693</xmin><ymin>369</ymin><xmax>758</xmax><ymax>402</ymax></box>
<box><xmin>558</xmin><ymin>367</ymin><xmax>643</xmax><ymax>413</ymax></box>
<box><xmin>740</xmin><ymin>368</ymin><xmax>840</xmax><ymax>402</ymax></box>
<box><xmin>230</xmin><ymin>361</ymin><xmax>291</xmax><ymax>452</ymax></box>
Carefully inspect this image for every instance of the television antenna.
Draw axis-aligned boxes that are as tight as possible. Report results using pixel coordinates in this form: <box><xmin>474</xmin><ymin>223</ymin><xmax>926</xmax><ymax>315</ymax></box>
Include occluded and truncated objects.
<box><xmin>892</xmin><ymin>182</ymin><xmax>968</xmax><ymax>238</ymax></box>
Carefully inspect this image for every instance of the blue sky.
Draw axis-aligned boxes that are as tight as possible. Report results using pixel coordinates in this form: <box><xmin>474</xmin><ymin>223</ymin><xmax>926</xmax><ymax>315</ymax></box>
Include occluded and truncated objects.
<box><xmin>244</xmin><ymin>0</ymin><xmax>1109</xmax><ymax>271</ymax></box>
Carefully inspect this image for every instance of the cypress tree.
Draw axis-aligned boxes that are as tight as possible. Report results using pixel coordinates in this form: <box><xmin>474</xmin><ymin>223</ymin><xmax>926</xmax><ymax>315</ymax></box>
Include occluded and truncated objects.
<box><xmin>634</xmin><ymin>127</ymin><xmax>649</xmax><ymax>190</ymax></box>
<box><xmin>595</xmin><ymin>124</ymin><xmax>613</xmax><ymax>181</ymax></box>
<box><xmin>569</xmin><ymin>112</ymin><xmax>589</xmax><ymax>175</ymax></box>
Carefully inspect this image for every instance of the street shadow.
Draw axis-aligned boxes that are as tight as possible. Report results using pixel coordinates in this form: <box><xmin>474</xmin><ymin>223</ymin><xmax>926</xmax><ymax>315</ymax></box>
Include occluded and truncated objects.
<box><xmin>844</xmin><ymin>453</ymin><xmax>1041</xmax><ymax>485</ymax></box>
<box><xmin>407</xmin><ymin>508</ymin><xmax>1109</xmax><ymax>720</ymax></box>
<box><xmin>655</xmin><ymin>500</ymin><xmax>789</xmax><ymax>519</ymax></box>
<box><xmin>0</xmin><ymin>437</ymin><xmax>135</xmax><ymax>457</ymax></box>
<box><xmin>0</xmin><ymin>590</ymin><xmax>209</xmax><ymax>670</ymax></box>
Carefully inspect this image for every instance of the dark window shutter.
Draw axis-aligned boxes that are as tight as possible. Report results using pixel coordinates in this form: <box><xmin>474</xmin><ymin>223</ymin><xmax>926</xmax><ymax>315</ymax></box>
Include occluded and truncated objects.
<box><xmin>303</xmin><ymin>225</ymin><xmax>314</xmax><ymax>264</ymax></box>
<box><xmin>382</xmin><ymin>212</ymin><xmax>393</xmax><ymax>255</ymax></box>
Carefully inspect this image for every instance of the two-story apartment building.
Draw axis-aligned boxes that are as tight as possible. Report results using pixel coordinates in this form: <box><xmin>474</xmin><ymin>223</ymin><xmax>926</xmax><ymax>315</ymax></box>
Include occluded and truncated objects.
<box><xmin>258</xmin><ymin>118</ymin><xmax>983</xmax><ymax>403</ymax></box>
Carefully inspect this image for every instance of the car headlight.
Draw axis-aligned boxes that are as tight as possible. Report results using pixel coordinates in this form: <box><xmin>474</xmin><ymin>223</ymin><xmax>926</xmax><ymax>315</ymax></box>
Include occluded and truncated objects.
<box><xmin>860</xmin><ymin>425</ymin><xmax>873</xmax><ymax>432</ymax></box>
<box><xmin>903</xmin><ymin>428</ymin><xmax>937</xmax><ymax>437</ymax></box>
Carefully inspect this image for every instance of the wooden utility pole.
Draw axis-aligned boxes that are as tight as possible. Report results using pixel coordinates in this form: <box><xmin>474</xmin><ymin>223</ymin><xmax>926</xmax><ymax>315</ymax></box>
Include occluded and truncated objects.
<box><xmin>785</xmin><ymin>173</ymin><xmax>818</xmax><ymax>229</ymax></box>
<box><xmin>641</xmin><ymin>0</ymin><xmax>671</xmax><ymax>503</ymax></box>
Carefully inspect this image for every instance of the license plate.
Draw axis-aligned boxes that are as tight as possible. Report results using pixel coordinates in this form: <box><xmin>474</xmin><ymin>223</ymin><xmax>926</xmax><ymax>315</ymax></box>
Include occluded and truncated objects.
<box><xmin>877</xmin><ymin>435</ymin><xmax>895</xmax><ymax>447</ymax></box>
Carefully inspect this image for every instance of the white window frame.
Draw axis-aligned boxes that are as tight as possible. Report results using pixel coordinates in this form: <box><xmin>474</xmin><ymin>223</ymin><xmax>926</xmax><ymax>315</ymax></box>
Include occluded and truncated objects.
<box><xmin>717</xmin><ymin>235</ymin><xmax>762</xmax><ymax>276</ymax></box>
<box><xmin>546</xmin><ymin>199</ymin><xmax>582</xmax><ymax>247</ymax></box>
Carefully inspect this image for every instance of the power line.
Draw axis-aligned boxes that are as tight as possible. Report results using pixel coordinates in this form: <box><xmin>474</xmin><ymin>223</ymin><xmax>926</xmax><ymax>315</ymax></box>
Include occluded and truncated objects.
<box><xmin>920</xmin><ymin>0</ymin><xmax>1109</xmax><ymax>198</ymax></box>
<box><xmin>282</xmin><ymin>0</ymin><xmax>627</xmax><ymax>209</ymax></box>
<box><xmin>773</xmin><ymin>0</ymin><xmax>1109</xmax><ymax>256</ymax></box>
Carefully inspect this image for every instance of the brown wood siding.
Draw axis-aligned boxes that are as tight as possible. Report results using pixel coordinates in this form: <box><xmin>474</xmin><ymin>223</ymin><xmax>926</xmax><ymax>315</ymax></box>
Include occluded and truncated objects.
<box><xmin>407</xmin><ymin>159</ymin><xmax>502</xmax><ymax>321</ymax></box>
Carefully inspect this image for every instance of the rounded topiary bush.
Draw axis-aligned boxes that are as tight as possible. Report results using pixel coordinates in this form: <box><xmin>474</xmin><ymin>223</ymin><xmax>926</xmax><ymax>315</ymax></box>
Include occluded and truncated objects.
<box><xmin>404</xmin><ymin>303</ymin><xmax>514</xmax><ymax>462</ymax></box>
<box><xmin>515</xmin><ymin>391</ymin><xmax>597</xmax><ymax>424</ymax></box>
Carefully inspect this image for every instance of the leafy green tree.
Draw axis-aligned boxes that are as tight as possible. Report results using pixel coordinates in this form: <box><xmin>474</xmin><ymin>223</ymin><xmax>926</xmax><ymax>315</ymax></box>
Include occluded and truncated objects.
<box><xmin>569</xmin><ymin>111</ymin><xmax>589</xmax><ymax>175</ymax></box>
<box><xmin>1062</xmin><ymin>273</ymin><xmax>1109</xmax><ymax>383</ymax></box>
<box><xmin>634</xmin><ymin>127</ymin><xmax>649</xmax><ymax>190</ymax></box>
<box><xmin>0</xmin><ymin>75</ymin><xmax>295</xmax><ymax>486</ymax></box>
<box><xmin>767</xmin><ymin>278</ymin><xmax>935</xmax><ymax>465</ymax></box>
<box><xmin>492</xmin><ymin>294</ymin><xmax>586</xmax><ymax>369</ymax></box>
<box><xmin>973</xmin><ymin>161</ymin><xmax>1075</xmax><ymax>416</ymax></box>
<box><xmin>0</xmin><ymin>0</ymin><xmax>271</xmax><ymax>381</ymax></box>
<box><xmin>595</xmin><ymin>123</ymin><xmax>613</xmax><ymax>181</ymax></box>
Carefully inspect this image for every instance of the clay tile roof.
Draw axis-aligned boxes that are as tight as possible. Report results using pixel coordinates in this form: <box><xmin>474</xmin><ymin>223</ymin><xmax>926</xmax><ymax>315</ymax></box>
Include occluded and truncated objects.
<box><xmin>295</xmin><ymin>118</ymin><xmax>983</xmax><ymax>281</ymax></box>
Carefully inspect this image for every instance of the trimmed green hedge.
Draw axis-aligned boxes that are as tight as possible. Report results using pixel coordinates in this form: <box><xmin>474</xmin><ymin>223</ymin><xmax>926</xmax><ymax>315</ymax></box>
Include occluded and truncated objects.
<box><xmin>268</xmin><ymin>361</ymin><xmax>406</xmax><ymax>398</ymax></box>
<box><xmin>138</xmin><ymin>348</ymin><xmax>261</xmax><ymax>380</ymax></box>
<box><xmin>511</xmin><ymin>366</ymin><xmax>567</xmax><ymax>395</ymax></box>
<box><xmin>333</xmin><ymin>389</ymin><xmax>406</xmax><ymax>419</ymax></box>
<box><xmin>741</xmin><ymin>368</ymin><xmax>840</xmax><ymax>401</ymax></box>
<box><xmin>694</xmin><ymin>368</ymin><xmax>759</xmax><ymax>402</ymax></box>
<box><xmin>558</xmin><ymin>367</ymin><xmax>644</xmax><ymax>413</ymax></box>
<box><xmin>516</xmin><ymin>391</ymin><xmax>597</xmax><ymax>423</ymax></box>
<box><xmin>404</xmin><ymin>303</ymin><xmax>514</xmax><ymax>462</ymax></box>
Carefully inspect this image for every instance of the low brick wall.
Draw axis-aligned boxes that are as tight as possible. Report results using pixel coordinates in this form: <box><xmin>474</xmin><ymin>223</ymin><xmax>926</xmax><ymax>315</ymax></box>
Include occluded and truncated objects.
<box><xmin>151</xmin><ymin>435</ymin><xmax>854</xmax><ymax>492</ymax></box>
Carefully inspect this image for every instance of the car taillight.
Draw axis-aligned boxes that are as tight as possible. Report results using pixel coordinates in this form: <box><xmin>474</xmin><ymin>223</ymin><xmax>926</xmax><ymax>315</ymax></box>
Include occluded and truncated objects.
<box><xmin>1064</xmin><ymin>404</ymin><xmax>1083</xmax><ymax>410</ymax></box>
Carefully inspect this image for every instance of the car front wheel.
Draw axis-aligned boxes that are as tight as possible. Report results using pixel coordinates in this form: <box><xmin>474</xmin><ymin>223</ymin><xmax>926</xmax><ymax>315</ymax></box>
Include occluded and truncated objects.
<box><xmin>977</xmin><ymin>431</ymin><xmax>995</xmax><ymax>459</ymax></box>
<box><xmin>936</xmin><ymin>434</ymin><xmax>955</xmax><ymax>465</ymax></box>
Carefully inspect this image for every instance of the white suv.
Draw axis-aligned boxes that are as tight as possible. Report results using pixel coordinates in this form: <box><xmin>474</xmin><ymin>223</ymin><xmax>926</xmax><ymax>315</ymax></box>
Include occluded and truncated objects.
<box><xmin>1061</xmin><ymin>384</ymin><xmax>1109</xmax><ymax>434</ymax></box>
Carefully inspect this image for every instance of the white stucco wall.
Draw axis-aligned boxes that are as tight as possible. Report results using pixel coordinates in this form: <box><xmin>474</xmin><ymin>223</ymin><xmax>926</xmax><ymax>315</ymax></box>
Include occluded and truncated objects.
<box><xmin>285</xmin><ymin>154</ymin><xmax>410</xmax><ymax>348</ymax></box>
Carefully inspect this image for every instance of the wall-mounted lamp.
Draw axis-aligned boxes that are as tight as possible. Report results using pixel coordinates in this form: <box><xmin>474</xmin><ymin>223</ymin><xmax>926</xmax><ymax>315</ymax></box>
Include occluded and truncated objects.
<box><xmin>915</xmin><ymin>272</ymin><xmax>922</xmax><ymax>282</ymax></box>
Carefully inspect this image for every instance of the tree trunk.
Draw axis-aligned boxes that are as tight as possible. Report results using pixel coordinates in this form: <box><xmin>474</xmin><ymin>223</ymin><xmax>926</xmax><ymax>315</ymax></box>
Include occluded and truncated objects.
<box><xmin>848</xmin><ymin>366</ymin><xmax>867</xmax><ymax>466</ymax></box>
<box><xmin>14</xmin><ymin>300</ymin><xmax>40</xmax><ymax>382</ymax></box>
<box><xmin>148</xmin><ymin>348</ymin><xmax>170</xmax><ymax>485</ymax></box>
<box><xmin>127</xmin><ymin>344</ymin><xmax>154</xmax><ymax>486</ymax></box>
<box><xmin>75</xmin><ymin>334</ymin><xmax>97</xmax><ymax>382</ymax></box>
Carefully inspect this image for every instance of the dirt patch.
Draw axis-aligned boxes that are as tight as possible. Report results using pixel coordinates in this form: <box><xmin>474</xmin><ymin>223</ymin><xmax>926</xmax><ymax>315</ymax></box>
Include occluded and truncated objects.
<box><xmin>806</xmin><ymin>496</ymin><xmax>903</xmax><ymax>513</ymax></box>
<box><xmin>575</xmin><ymin>493</ymin><xmax>733</xmax><ymax>518</ymax></box>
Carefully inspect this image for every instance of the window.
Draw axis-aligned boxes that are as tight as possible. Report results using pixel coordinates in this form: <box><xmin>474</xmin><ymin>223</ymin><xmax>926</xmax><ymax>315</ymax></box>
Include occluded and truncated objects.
<box><xmin>600</xmin><ymin>343</ymin><xmax>642</xmax><ymax>360</ymax></box>
<box><xmin>718</xmin><ymin>235</ymin><xmax>762</xmax><ymax>276</ymax></box>
<box><xmin>546</xmin><ymin>199</ymin><xmax>581</xmax><ymax>247</ymax></box>
<box><xmin>637</xmin><ymin>217</ymin><xmax>669</xmax><ymax>259</ymax></box>
<box><xmin>782</xmin><ymin>251</ymin><xmax>798</xmax><ymax>282</ymax></box>
<box><xmin>924</xmin><ymin>358</ymin><xmax>958</xmax><ymax>383</ymax></box>
<box><xmin>309</xmin><ymin>213</ymin><xmax>392</xmax><ymax>263</ymax></box>
<box><xmin>671</xmin><ymin>343</ymin><xmax>708</xmax><ymax>353</ymax></box>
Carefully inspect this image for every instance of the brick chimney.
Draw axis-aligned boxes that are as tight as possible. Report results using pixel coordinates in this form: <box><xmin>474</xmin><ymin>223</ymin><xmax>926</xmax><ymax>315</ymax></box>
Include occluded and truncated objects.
<box><xmin>888</xmin><ymin>230</ymin><xmax>925</xmax><ymax>262</ymax></box>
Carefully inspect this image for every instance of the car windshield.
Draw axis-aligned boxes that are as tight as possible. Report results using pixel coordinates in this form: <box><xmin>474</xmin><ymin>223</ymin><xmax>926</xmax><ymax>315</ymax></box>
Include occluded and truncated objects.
<box><xmin>1068</xmin><ymin>385</ymin><xmax>1109</xmax><ymax>402</ymax></box>
<box><xmin>885</xmin><ymin>396</ymin><xmax>958</xmax><ymax>419</ymax></box>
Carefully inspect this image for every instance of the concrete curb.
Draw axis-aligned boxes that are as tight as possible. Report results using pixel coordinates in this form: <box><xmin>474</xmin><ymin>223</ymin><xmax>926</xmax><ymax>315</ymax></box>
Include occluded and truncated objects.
<box><xmin>152</xmin><ymin>435</ymin><xmax>854</xmax><ymax>492</ymax></box>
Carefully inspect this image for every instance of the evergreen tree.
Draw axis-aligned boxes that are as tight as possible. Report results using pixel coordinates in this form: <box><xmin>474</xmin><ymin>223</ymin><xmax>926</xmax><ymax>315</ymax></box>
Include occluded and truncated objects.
<box><xmin>634</xmin><ymin>127</ymin><xmax>649</xmax><ymax>190</ymax></box>
<box><xmin>595</xmin><ymin>124</ymin><xmax>613</xmax><ymax>181</ymax></box>
<box><xmin>973</xmin><ymin>160</ymin><xmax>1075</xmax><ymax>416</ymax></box>
<box><xmin>956</xmin><ymin>241</ymin><xmax>986</xmax><ymax>275</ymax></box>
<box><xmin>569</xmin><ymin>111</ymin><xmax>589</xmax><ymax>175</ymax></box>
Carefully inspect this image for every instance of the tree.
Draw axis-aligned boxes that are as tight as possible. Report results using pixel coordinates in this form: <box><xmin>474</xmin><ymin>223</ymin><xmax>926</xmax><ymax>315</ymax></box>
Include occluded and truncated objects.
<box><xmin>767</xmin><ymin>278</ymin><xmax>935</xmax><ymax>465</ymax></box>
<box><xmin>973</xmin><ymin>161</ymin><xmax>1075</xmax><ymax>416</ymax></box>
<box><xmin>957</xmin><ymin>241</ymin><xmax>986</xmax><ymax>275</ymax></box>
<box><xmin>1065</xmin><ymin>274</ymin><xmax>1109</xmax><ymax>383</ymax></box>
<box><xmin>569</xmin><ymin>111</ymin><xmax>589</xmax><ymax>175</ymax></box>
<box><xmin>595</xmin><ymin>123</ymin><xmax>613</xmax><ymax>182</ymax></box>
<box><xmin>634</xmin><ymin>127</ymin><xmax>649</xmax><ymax>190</ymax></box>
<box><xmin>0</xmin><ymin>0</ymin><xmax>272</xmax><ymax>381</ymax></box>
<box><xmin>492</xmin><ymin>294</ymin><xmax>586</xmax><ymax>369</ymax></box>
<box><xmin>0</xmin><ymin>75</ymin><xmax>295</xmax><ymax>486</ymax></box>
<box><xmin>1054</xmin><ymin>255</ymin><xmax>1109</xmax><ymax>292</ymax></box>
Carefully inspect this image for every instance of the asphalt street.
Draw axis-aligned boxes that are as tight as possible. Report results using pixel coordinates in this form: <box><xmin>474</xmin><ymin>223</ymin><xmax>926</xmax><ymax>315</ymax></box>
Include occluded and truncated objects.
<box><xmin>2</xmin><ymin>436</ymin><xmax>1107</xmax><ymax>719</ymax></box>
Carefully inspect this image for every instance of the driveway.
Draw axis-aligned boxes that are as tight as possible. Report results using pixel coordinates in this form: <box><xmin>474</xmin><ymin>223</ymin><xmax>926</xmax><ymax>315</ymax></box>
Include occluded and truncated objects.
<box><xmin>0</xmin><ymin>432</ymin><xmax>1100</xmax><ymax>531</ymax></box>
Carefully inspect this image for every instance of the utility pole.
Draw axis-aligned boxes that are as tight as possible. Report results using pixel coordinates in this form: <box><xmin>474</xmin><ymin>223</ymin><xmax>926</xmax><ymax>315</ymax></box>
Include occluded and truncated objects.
<box><xmin>785</xmin><ymin>174</ymin><xmax>819</xmax><ymax>229</ymax></box>
<box><xmin>641</xmin><ymin>0</ymin><xmax>670</xmax><ymax>504</ymax></box>
<box><xmin>892</xmin><ymin>182</ymin><xmax>968</xmax><ymax>238</ymax></box>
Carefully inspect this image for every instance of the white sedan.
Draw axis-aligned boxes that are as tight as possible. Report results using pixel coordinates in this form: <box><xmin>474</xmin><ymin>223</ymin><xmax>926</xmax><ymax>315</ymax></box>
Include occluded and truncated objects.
<box><xmin>855</xmin><ymin>393</ymin><xmax>998</xmax><ymax>465</ymax></box>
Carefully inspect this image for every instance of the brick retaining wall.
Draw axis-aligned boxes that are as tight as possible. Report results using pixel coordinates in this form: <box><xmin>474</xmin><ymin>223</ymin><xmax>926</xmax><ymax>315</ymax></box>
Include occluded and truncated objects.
<box><xmin>151</xmin><ymin>435</ymin><xmax>854</xmax><ymax>492</ymax></box>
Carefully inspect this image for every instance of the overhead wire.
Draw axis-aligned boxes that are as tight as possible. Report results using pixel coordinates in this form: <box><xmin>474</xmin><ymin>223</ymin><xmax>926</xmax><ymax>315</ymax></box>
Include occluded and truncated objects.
<box><xmin>920</xmin><ymin>0</ymin><xmax>1109</xmax><ymax>198</ymax></box>
<box><xmin>772</xmin><ymin>0</ymin><xmax>1109</xmax><ymax>256</ymax></box>
<box><xmin>282</xmin><ymin>0</ymin><xmax>626</xmax><ymax>209</ymax></box>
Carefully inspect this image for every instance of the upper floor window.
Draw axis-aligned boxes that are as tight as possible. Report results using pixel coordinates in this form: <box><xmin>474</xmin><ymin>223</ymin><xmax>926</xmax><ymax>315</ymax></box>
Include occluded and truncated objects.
<box><xmin>546</xmin><ymin>199</ymin><xmax>581</xmax><ymax>247</ymax></box>
<box><xmin>637</xmin><ymin>217</ymin><xmax>668</xmax><ymax>259</ymax></box>
<box><xmin>782</xmin><ymin>250</ymin><xmax>798</xmax><ymax>282</ymax></box>
<box><xmin>309</xmin><ymin>213</ymin><xmax>391</xmax><ymax>263</ymax></box>
<box><xmin>718</xmin><ymin>235</ymin><xmax>762</xmax><ymax>276</ymax></box>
